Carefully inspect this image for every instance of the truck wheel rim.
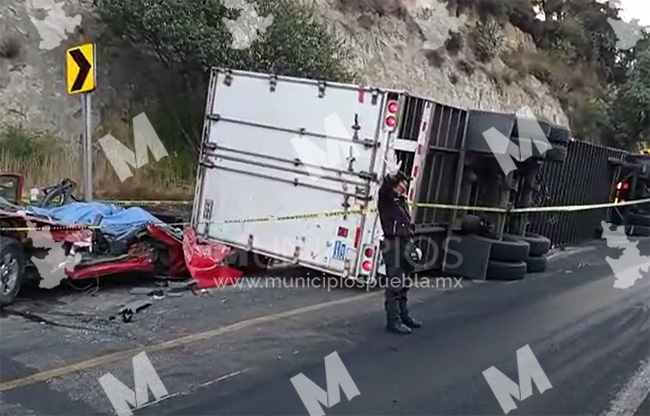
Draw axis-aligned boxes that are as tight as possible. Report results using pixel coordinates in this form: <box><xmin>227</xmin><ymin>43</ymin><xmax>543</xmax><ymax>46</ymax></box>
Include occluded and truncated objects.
<box><xmin>0</xmin><ymin>254</ymin><xmax>19</xmax><ymax>295</ymax></box>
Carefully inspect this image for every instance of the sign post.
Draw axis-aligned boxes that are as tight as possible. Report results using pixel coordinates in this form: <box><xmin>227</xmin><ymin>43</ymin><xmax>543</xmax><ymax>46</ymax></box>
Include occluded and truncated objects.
<box><xmin>66</xmin><ymin>43</ymin><xmax>96</xmax><ymax>201</ymax></box>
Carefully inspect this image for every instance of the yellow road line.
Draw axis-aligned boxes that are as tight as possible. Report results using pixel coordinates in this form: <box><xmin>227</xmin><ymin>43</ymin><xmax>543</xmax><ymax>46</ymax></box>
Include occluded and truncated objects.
<box><xmin>0</xmin><ymin>292</ymin><xmax>377</xmax><ymax>392</ymax></box>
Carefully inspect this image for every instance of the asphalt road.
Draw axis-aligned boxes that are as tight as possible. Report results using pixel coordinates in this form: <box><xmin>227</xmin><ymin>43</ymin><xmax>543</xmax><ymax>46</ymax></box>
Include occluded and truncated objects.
<box><xmin>0</xmin><ymin>238</ymin><xmax>648</xmax><ymax>416</ymax></box>
<box><xmin>140</xmin><ymin>241</ymin><xmax>650</xmax><ymax>416</ymax></box>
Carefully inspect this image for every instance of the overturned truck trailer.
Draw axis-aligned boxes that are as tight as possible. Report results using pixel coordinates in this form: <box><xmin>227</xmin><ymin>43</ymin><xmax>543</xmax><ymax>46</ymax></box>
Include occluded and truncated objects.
<box><xmin>192</xmin><ymin>69</ymin><xmax>431</xmax><ymax>282</ymax></box>
<box><xmin>192</xmin><ymin>69</ymin><xmax>627</xmax><ymax>283</ymax></box>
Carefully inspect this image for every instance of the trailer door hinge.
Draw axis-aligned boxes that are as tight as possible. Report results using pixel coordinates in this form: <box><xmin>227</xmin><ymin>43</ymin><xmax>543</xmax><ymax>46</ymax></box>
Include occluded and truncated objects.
<box><xmin>358</xmin><ymin>138</ymin><xmax>379</xmax><ymax>148</ymax></box>
<box><xmin>199</xmin><ymin>160</ymin><xmax>216</xmax><ymax>169</ymax></box>
<box><xmin>293</xmin><ymin>246</ymin><xmax>301</xmax><ymax>263</ymax></box>
<box><xmin>203</xmin><ymin>199</ymin><xmax>214</xmax><ymax>220</ymax></box>
<box><xmin>203</xmin><ymin>142</ymin><xmax>217</xmax><ymax>151</ymax></box>
<box><xmin>358</xmin><ymin>171</ymin><xmax>377</xmax><ymax>182</ymax></box>
<box><xmin>371</xmin><ymin>89</ymin><xmax>380</xmax><ymax>105</ymax></box>
<box><xmin>318</xmin><ymin>81</ymin><xmax>326</xmax><ymax>98</ymax></box>
<box><xmin>352</xmin><ymin>114</ymin><xmax>361</xmax><ymax>141</ymax></box>
<box><xmin>223</xmin><ymin>70</ymin><xmax>233</xmax><ymax>86</ymax></box>
<box><xmin>269</xmin><ymin>74</ymin><xmax>278</xmax><ymax>92</ymax></box>
<box><xmin>355</xmin><ymin>186</ymin><xmax>368</xmax><ymax>197</ymax></box>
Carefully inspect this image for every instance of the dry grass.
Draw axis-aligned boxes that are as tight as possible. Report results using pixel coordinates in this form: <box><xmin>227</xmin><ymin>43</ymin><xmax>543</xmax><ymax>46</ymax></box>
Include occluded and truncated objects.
<box><xmin>501</xmin><ymin>49</ymin><xmax>596</xmax><ymax>94</ymax></box>
<box><xmin>1</xmin><ymin>144</ymin><xmax>193</xmax><ymax>201</ymax></box>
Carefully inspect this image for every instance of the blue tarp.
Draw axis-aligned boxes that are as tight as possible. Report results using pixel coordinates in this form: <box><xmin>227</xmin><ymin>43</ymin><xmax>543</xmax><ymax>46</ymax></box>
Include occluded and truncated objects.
<box><xmin>27</xmin><ymin>202</ymin><xmax>163</xmax><ymax>237</ymax></box>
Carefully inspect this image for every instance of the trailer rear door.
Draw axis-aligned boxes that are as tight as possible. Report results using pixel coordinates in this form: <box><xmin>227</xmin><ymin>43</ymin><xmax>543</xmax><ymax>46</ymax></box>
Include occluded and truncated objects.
<box><xmin>193</xmin><ymin>69</ymin><xmax>390</xmax><ymax>278</ymax></box>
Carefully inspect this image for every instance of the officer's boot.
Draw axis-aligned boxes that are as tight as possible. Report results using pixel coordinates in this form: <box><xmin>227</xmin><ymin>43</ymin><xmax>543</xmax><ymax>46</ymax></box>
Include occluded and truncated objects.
<box><xmin>385</xmin><ymin>300</ymin><xmax>411</xmax><ymax>335</ymax></box>
<box><xmin>399</xmin><ymin>298</ymin><xmax>422</xmax><ymax>329</ymax></box>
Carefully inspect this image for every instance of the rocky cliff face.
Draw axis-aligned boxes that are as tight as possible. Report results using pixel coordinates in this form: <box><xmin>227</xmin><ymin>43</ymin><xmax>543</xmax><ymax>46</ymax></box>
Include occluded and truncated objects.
<box><xmin>0</xmin><ymin>0</ymin><xmax>569</xmax><ymax>146</ymax></box>
<box><xmin>309</xmin><ymin>0</ymin><xmax>568</xmax><ymax>124</ymax></box>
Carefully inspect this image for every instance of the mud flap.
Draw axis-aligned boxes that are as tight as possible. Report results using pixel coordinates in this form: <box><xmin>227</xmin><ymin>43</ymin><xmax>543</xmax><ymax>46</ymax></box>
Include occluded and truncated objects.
<box><xmin>443</xmin><ymin>233</ymin><xmax>492</xmax><ymax>280</ymax></box>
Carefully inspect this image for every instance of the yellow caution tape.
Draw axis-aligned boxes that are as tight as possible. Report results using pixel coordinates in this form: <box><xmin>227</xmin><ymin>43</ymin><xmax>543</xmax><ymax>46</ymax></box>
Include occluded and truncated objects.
<box><xmin>411</xmin><ymin>197</ymin><xmax>650</xmax><ymax>214</ymax></box>
<box><xmin>2</xmin><ymin>198</ymin><xmax>648</xmax><ymax>232</ymax></box>
<box><xmin>509</xmin><ymin>198</ymin><xmax>650</xmax><ymax>213</ymax></box>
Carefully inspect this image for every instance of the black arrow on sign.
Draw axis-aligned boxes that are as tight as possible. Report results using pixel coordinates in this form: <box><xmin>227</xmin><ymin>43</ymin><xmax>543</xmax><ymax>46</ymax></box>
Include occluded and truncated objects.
<box><xmin>70</xmin><ymin>49</ymin><xmax>91</xmax><ymax>92</ymax></box>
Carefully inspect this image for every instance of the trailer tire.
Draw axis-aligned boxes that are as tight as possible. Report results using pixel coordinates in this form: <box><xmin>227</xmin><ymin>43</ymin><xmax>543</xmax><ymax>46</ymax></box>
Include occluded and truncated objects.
<box><xmin>505</xmin><ymin>233</ymin><xmax>551</xmax><ymax>257</ymax></box>
<box><xmin>0</xmin><ymin>237</ymin><xmax>25</xmax><ymax>308</ymax></box>
<box><xmin>629</xmin><ymin>213</ymin><xmax>650</xmax><ymax>227</ymax></box>
<box><xmin>630</xmin><ymin>224</ymin><xmax>650</xmax><ymax>237</ymax></box>
<box><xmin>545</xmin><ymin>146</ymin><xmax>567</xmax><ymax>163</ymax></box>
<box><xmin>525</xmin><ymin>255</ymin><xmax>548</xmax><ymax>273</ymax></box>
<box><xmin>486</xmin><ymin>260</ymin><xmax>527</xmax><ymax>281</ymax></box>
<box><xmin>490</xmin><ymin>238</ymin><xmax>530</xmax><ymax>262</ymax></box>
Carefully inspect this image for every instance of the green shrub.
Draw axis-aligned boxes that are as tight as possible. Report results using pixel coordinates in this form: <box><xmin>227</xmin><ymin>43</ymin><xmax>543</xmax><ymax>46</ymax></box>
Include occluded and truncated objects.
<box><xmin>94</xmin><ymin>0</ymin><xmax>352</xmax><ymax>82</ymax></box>
<box><xmin>94</xmin><ymin>0</ymin><xmax>353</xmax><ymax>157</ymax></box>
<box><xmin>0</xmin><ymin>124</ymin><xmax>59</xmax><ymax>163</ymax></box>
<box><xmin>471</xmin><ymin>18</ymin><xmax>503</xmax><ymax>62</ymax></box>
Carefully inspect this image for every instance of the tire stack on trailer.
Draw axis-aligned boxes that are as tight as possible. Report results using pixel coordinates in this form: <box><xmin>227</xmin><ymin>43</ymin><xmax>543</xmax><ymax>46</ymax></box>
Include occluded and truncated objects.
<box><xmin>503</xmin><ymin>233</ymin><xmax>552</xmax><ymax>273</ymax></box>
<box><xmin>485</xmin><ymin>237</ymin><xmax>530</xmax><ymax>281</ymax></box>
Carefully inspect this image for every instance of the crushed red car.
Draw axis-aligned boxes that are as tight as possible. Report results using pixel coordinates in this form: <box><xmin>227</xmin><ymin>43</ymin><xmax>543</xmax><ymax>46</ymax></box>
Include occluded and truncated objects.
<box><xmin>0</xmin><ymin>174</ymin><xmax>242</xmax><ymax>308</ymax></box>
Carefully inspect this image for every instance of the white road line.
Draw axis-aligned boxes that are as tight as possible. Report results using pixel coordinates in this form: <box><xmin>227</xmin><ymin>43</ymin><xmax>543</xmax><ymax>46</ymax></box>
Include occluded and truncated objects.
<box><xmin>134</xmin><ymin>369</ymin><xmax>250</xmax><ymax>412</ymax></box>
<box><xmin>602</xmin><ymin>359</ymin><xmax>650</xmax><ymax>416</ymax></box>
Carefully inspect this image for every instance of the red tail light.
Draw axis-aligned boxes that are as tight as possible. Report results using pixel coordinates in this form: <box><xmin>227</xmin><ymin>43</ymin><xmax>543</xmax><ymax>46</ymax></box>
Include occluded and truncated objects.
<box><xmin>385</xmin><ymin>99</ymin><xmax>399</xmax><ymax>131</ymax></box>
<box><xmin>364</xmin><ymin>248</ymin><xmax>374</xmax><ymax>258</ymax></box>
<box><xmin>362</xmin><ymin>261</ymin><xmax>372</xmax><ymax>272</ymax></box>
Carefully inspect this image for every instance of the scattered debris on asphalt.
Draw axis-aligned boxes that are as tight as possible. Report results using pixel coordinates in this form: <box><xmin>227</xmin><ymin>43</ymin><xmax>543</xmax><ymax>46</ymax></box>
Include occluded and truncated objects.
<box><xmin>119</xmin><ymin>300</ymin><xmax>152</xmax><ymax>322</ymax></box>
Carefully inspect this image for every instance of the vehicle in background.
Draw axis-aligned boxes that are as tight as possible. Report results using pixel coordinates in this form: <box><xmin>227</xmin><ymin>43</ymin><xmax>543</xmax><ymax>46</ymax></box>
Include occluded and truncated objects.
<box><xmin>609</xmin><ymin>153</ymin><xmax>650</xmax><ymax>236</ymax></box>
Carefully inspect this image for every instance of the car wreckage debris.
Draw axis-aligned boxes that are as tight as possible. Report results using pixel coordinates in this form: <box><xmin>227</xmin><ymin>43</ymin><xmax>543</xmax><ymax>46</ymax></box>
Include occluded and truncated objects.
<box><xmin>119</xmin><ymin>300</ymin><xmax>152</xmax><ymax>323</ymax></box>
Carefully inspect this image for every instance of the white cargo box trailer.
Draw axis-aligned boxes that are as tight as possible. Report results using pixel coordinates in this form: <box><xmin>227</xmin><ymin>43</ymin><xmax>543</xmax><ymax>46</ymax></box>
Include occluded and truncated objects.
<box><xmin>192</xmin><ymin>69</ymin><xmax>430</xmax><ymax>282</ymax></box>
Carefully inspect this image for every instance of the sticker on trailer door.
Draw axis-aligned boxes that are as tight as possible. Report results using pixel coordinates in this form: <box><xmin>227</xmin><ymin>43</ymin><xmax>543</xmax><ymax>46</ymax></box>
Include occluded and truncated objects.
<box><xmin>332</xmin><ymin>240</ymin><xmax>347</xmax><ymax>261</ymax></box>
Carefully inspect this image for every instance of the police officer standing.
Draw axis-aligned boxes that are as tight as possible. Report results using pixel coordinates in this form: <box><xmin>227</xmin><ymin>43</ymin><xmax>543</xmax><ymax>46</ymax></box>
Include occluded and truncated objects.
<box><xmin>377</xmin><ymin>171</ymin><xmax>422</xmax><ymax>335</ymax></box>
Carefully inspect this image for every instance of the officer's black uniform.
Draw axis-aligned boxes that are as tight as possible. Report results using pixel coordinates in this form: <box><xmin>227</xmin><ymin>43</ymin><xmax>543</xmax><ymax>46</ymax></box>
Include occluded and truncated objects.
<box><xmin>377</xmin><ymin>172</ymin><xmax>422</xmax><ymax>335</ymax></box>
